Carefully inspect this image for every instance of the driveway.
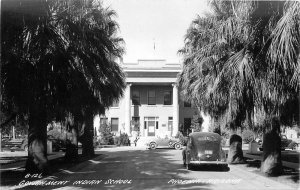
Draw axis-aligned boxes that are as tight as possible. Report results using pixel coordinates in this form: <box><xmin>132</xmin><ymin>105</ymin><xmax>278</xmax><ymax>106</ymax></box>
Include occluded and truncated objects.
<box><xmin>1</xmin><ymin>147</ymin><xmax>298</xmax><ymax>190</ymax></box>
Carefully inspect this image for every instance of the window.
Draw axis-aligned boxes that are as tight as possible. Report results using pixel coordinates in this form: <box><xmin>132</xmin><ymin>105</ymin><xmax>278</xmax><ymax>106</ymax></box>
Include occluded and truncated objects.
<box><xmin>148</xmin><ymin>90</ymin><xmax>156</xmax><ymax>105</ymax></box>
<box><xmin>112</xmin><ymin>101</ymin><xmax>119</xmax><ymax>107</ymax></box>
<box><xmin>99</xmin><ymin>117</ymin><xmax>108</xmax><ymax>133</ymax></box>
<box><xmin>164</xmin><ymin>91</ymin><xmax>172</xmax><ymax>105</ymax></box>
<box><xmin>168</xmin><ymin>117</ymin><xmax>173</xmax><ymax>131</ymax></box>
<box><xmin>100</xmin><ymin>118</ymin><xmax>108</xmax><ymax>126</ymax></box>
<box><xmin>131</xmin><ymin>117</ymin><xmax>140</xmax><ymax>131</ymax></box>
<box><xmin>184</xmin><ymin>101</ymin><xmax>191</xmax><ymax>107</ymax></box>
<box><xmin>132</xmin><ymin>90</ymin><xmax>140</xmax><ymax>105</ymax></box>
<box><xmin>111</xmin><ymin>118</ymin><xmax>119</xmax><ymax>132</ymax></box>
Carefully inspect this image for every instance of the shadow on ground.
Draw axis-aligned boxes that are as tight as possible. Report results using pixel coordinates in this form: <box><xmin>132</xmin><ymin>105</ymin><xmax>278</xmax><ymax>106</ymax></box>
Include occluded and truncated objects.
<box><xmin>1</xmin><ymin>149</ymin><xmax>215</xmax><ymax>190</ymax></box>
<box><xmin>244</xmin><ymin>158</ymin><xmax>299</xmax><ymax>186</ymax></box>
<box><xmin>0</xmin><ymin>154</ymin><xmax>106</xmax><ymax>188</ymax></box>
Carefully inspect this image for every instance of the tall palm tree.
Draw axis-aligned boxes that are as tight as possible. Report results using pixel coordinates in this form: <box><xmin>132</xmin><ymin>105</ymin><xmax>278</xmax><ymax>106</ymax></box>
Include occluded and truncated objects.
<box><xmin>178</xmin><ymin>0</ymin><xmax>299</xmax><ymax>175</ymax></box>
<box><xmin>1</xmin><ymin>0</ymin><xmax>125</xmax><ymax>174</ymax></box>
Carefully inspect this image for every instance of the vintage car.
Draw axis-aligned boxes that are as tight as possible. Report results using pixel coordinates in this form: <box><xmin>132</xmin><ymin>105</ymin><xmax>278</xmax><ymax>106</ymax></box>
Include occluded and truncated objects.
<box><xmin>258</xmin><ymin>135</ymin><xmax>299</xmax><ymax>151</ymax></box>
<box><xmin>182</xmin><ymin>132</ymin><xmax>228</xmax><ymax>170</ymax></box>
<box><xmin>146</xmin><ymin>136</ymin><xmax>182</xmax><ymax>150</ymax></box>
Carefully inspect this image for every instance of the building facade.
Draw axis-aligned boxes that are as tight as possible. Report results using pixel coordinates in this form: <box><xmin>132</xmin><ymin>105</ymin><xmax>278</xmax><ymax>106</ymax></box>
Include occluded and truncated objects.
<box><xmin>96</xmin><ymin>60</ymin><xmax>197</xmax><ymax>138</ymax></box>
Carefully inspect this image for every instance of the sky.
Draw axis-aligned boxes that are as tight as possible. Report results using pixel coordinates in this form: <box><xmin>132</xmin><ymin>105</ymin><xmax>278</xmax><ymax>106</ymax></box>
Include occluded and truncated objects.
<box><xmin>102</xmin><ymin>0</ymin><xmax>210</xmax><ymax>63</ymax></box>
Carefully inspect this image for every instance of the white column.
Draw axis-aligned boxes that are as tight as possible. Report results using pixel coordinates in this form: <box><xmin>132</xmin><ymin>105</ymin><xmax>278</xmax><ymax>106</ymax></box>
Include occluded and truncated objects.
<box><xmin>172</xmin><ymin>84</ymin><xmax>179</xmax><ymax>137</ymax></box>
<box><xmin>124</xmin><ymin>83</ymin><xmax>132</xmax><ymax>135</ymax></box>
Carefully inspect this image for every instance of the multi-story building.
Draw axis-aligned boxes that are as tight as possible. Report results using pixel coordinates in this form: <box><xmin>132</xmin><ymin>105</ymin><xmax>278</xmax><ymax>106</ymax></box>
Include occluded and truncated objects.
<box><xmin>95</xmin><ymin>59</ymin><xmax>199</xmax><ymax>140</ymax></box>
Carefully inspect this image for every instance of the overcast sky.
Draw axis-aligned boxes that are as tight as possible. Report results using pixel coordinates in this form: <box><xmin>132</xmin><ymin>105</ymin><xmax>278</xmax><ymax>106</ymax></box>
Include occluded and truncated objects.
<box><xmin>102</xmin><ymin>0</ymin><xmax>210</xmax><ymax>63</ymax></box>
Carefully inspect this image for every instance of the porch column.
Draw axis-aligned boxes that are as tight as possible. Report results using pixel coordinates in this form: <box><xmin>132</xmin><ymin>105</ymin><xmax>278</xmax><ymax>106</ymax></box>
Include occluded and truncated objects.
<box><xmin>172</xmin><ymin>83</ymin><xmax>179</xmax><ymax>137</ymax></box>
<box><xmin>124</xmin><ymin>83</ymin><xmax>132</xmax><ymax>135</ymax></box>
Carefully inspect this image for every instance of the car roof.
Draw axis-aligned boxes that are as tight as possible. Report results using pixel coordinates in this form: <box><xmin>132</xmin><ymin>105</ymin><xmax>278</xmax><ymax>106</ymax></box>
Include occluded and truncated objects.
<box><xmin>189</xmin><ymin>132</ymin><xmax>221</xmax><ymax>139</ymax></box>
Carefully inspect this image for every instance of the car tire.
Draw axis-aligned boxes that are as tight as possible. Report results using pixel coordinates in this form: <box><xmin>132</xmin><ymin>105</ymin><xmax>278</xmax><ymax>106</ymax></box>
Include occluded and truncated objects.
<box><xmin>174</xmin><ymin>143</ymin><xmax>181</xmax><ymax>150</ymax></box>
<box><xmin>292</xmin><ymin>143</ymin><xmax>299</xmax><ymax>150</ymax></box>
<box><xmin>149</xmin><ymin>142</ymin><xmax>156</xmax><ymax>150</ymax></box>
<box><xmin>183</xmin><ymin>156</ymin><xmax>186</xmax><ymax>167</ymax></box>
<box><xmin>186</xmin><ymin>163</ymin><xmax>192</xmax><ymax>170</ymax></box>
<box><xmin>221</xmin><ymin>165</ymin><xmax>230</xmax><ymax>172</ymax></box>
<box><xmin>168</xmin><ymin>141</ymin><xmax>174</xmax><ymax>148</ymax></box>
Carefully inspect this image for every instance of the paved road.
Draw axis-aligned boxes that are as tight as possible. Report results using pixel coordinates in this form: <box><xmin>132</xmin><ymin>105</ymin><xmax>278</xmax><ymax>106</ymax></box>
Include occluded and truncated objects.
<box><xmin>2</xmin><ymin>147</ymin><xmax>298</xmax><ymax>190</ymax></box>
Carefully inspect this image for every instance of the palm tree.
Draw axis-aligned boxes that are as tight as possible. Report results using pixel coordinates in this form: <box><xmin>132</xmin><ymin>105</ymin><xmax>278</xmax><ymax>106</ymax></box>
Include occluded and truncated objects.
<box><xmin>1</xmin><ymin>0</ymin><xmax>125</xmax><ymax>174</ymax></box>
<box><xmin>178</xmin><ymin>0</ymin><xmax>299</xmax><ymax>175</ymax></box>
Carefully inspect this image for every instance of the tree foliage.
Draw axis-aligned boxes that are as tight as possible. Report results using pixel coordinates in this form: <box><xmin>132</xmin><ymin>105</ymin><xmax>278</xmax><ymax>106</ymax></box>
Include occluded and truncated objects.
<box><xmin>1</xmin><ymin>0</ymin><xmax>125</xmax><ymax>173</ymax></box>
<box><xmin>178</xmin><ymin>0</ymin><xmax>299</xmax><ymax>131</ymax></box>
<box><xmin>178</xmin><ymin>0</ymin><xmax>299</xmax><ymax>175</ymax></box>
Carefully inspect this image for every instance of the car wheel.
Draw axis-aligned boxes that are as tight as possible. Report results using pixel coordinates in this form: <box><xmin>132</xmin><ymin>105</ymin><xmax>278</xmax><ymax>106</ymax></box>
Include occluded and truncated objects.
<box><xmin>183</xmin><ymin>155</ymin><xmax>186</xmax><ymax>167</ymax></box>
<box><xmin>186</xmin><ymin>163</ymin><xmax>192</xmax><ymax>170</ymax></box>
<box><xmin>174</xmin><ymin>143</ymin><xmax>181</xmax><ymax>150</ymax></box>
<box><xmin>168</xmin><ymin>141</ymin><xmax>174</xmax><ymax>148</ymax></box>
<box><xmin>221</xmin><ymin>165</ymin><xmax>230</xmax><ymax>172</ymax></box>
<box><xmin>149</xmin><ymin>142</ymin><xmax>156</xmax><ymax>150</ymax></box>
<box><xmin>292</xmin><ymin>143</ymin><xmax>299</xmax><ymax>150</ymax></box>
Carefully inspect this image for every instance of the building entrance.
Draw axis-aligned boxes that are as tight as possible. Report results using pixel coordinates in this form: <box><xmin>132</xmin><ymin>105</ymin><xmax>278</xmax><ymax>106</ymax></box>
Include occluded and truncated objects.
<box><xmin>144</xmin><ymin>117</ymin><xmax>159</xmax><ymax>136</ymax></box>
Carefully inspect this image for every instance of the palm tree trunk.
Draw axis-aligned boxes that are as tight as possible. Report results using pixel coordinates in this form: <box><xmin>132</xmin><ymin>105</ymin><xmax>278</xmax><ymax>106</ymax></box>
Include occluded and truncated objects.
<box><xmin>25</xmin><ymin>108</ymin><xmax>49</xmax><ymax>174</ymax></box>
<box><xmin>261</xmin><ymin>118</ymin><xmax>283</xmax><ymax>176</ymax></box>
<box><xmin>227</xmin><ymin>134</ymin><xmax>245</xmax><ymax>164</ymax></box>
<box><xmin>65</xmin><ymin>126</ymin><xmax>79</xmax><ymax>162</ymax></box>
<box><xmin>81</xmin><ymin>111</ymin><xmax>94</xmax><ymax>158</ymax></box>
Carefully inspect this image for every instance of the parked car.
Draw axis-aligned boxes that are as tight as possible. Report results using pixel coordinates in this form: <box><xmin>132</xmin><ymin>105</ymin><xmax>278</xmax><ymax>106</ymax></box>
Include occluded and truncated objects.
<box><xmin>47</xmin><ymin>135</ymin><xmax>66</xmax><ymax>152</ymax></box>
<box><xmin>281</xmin><ymin>135</ymin><xmax>299</xmax><ymax>150</ymax></box>
<box><xmin>258</xmin><ymin>135</ymin><xmax>299</xmax><ymax>151</ymax></box>
<box><xmin>1</xmin><ymin>137</ymin><xmax>28</xmax><ymax>151</ymax></box>
<box><xmin>182</xmin><ymin>132</ymin><xmax>228</xmax><ymax>170</ymax></box>
<box><xmin>146</xmin><ymin>136</ymin><xmax>183</xmax><ymax>150</ymax></box>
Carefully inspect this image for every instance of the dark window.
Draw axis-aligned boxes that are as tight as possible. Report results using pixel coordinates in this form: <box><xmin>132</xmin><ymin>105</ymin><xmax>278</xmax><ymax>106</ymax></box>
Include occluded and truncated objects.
<box><xmin>148</xmin><ymin>90</ymin><xmax>156</xmax><ymax>105</ymax></box>
<box><xmin>111</xmin><ymin>118</ymin><xmax>119</xmax><ymax>132</ymax></box>
<box><xmin>156</xmin><ymin>121</ymin><xmax>159</xmax><ymax>129</ymax></box>
<box><xmin>144</xmin><ymin>121</ymin><xmax>147</xmax><ymax>129</ymax></box>
<box><xmin>112</xmin><ymin>101</ymin><xmax>119</xmax><ymax>107</ymax></box>
<box><xmin>184</xmin><ymin>101</ymin><xmax>191</xmax><ymax>107</ymax></box>
<box><xmin>131</xmin><ymin>117</ymin><xmax>140</xmax><ymax>131</ymax></box>
<box><xmin>132</xmin><ymin>90</ymin><xmax>140</xmax><ymax>105</ymax></box>
<box><xmin>164</xmin><ymin>91</ymin><xmax>172</xmax><ymax>105</ymax></box>
<box><xmin>168</xmin><ymin>117</ymin><xmax>173</xmax><ymax>131</ymax></box>
<box><xmin>100</xmin><ymin>118</ymin><xmax>108</xmax><ymax>126</ymax></box>
<box><xmin>99</xmin><ymin>118</ymin><xmax>108</xmax><ymax>132</ymax></box>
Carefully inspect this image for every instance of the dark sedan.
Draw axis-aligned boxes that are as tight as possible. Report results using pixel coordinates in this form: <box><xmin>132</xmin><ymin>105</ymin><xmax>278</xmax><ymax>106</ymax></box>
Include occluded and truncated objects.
<box><xmin>182</xmin><ymin>132</ymin><xmax>228</xmax><ymax>170</ymax></box>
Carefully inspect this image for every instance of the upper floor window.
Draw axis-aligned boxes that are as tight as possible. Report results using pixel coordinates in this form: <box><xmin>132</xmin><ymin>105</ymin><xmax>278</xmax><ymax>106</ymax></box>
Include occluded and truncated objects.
<box><xmin>132</xmin><ymin>90</ymin><xmax>140</xmax><ymax>105</ymax></box>
<box><xmin>164</xmin><ymin>91</ymin><xmax>172</xmax><ymax>105</ymax></box>
<box><xmin>184</xmin><ymin>101</ymin><xmax>191</xmax><ymax>107</ymax></box>
<box><xmin>111</xmin><ymin>118</ymin><xmax>119</xmax><ymax>132</ymax></box>
<box><xmin>148</xmin><ymin>90</ymin><xmax>156</xmax><ymax>105</ymax></box>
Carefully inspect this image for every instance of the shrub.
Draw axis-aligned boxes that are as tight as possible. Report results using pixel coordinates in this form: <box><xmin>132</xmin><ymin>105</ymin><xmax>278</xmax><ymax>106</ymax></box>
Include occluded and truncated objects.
<box><xmin>119</xmin><ymin>133</ymin><xmax>130</xmax><ymax>146</ymax></box>
<box><xmin>99</xmin><ymin>132</ymin><xmax>114</xmax><ymax>145</ymax></box>
<box><xmin>242</xmin><ymin>130</ymin><xmax>255</xmax><ymax>144</ymax></box>
<box><xmin>114</xmin><ymin>136</ymin><xmax>120</xmax><ymax>146</ymax></box>
<box><xmin>175</xmin><ymin>131</ymin><xmax>188</xmax><ymax>145</ymax></box>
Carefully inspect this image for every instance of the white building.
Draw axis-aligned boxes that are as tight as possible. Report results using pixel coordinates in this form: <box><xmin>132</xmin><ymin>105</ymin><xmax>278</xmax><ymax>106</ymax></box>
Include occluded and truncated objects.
<box><xmin>95</xmin><ymin>59</ymin><xmax>200</xmax><ymax>139</ymax></box>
